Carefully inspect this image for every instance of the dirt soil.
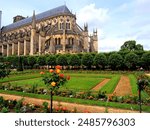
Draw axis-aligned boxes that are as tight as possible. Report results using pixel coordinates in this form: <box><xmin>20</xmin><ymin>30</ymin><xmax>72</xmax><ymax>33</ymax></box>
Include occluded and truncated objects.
<box><xmin>0</xmin><ymin>93</ymin><xmax>138</xmax><ymax>113</ymax></box>
<box><xmin>113</xmin><ymin>76</ymin><xmax>132</xmax><ymax>96</ymax></box>
<box><xmin>92</xmin><ymin>79</ymin><xmax>110</xmax><ymax>91</ymax></box>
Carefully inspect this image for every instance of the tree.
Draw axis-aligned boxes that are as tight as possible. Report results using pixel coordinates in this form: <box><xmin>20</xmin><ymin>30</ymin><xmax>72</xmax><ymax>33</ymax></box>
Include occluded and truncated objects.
<box><xmin>68</xmin><ymin>54</ymin><xmax>81</xmax><ymax>68</ymax></box>
<box><xmin>124</xmin><ymin>52</ymin><xmax>139</xmax><ymax>70</ymax></box>
<box><xmin>23</xmin><ymin>56</ymin><xmax>29</xmax><ymax>69</ymax></box>
<box><xmin>82</xmin><ymin>53</ymin><xmax>93</xmax><ymax>69</ymax></box>
<box><xmin>56</xmin><ymin>55</ymin><xmax>68</xmax><ymax>67</ymax></box>
<box><xmin>28</xmin><ymin>56</ymin><xmax>37</xmax><ymax>68</ymax></box>
<box><xmin>17</xmin><ymin>56</ymin><xmax>23</xmax><ymax>71</ymax></box>
<box><xmin>40</xmin><ymin>65</ymin><xmax>70</xmax><ymax>113</ymax></box>
<box><xmin>141</xmin><ymin>51</ymin><xmax>150</xmax><ymax>70</ymax></box>
<box><xmin>46</xmin><ymin>55</ymin><xmax>56</xmax><ymax>68</ymax></box>
<box><xmin>36</xmin><ymin>56</ymin><xmax>46</xmax><ymax>66</ymax></box>
<box><xmin>0</xmin><ymin>62</ymin><xmax>11</xmax><ymax>79</ymax></box>
<box><xmin>136</xmin><ymin>44</ymin><xmax>144</xmax><ymax>51</ymax></box>
<box><xmin>108</xmin><ymin>53</ymin><xmax>123</xmax><ymax>70</ymax></box>
<box><xmin>93</xmin><ymin>53</ymin><xmax>107</xmax><ymax>69</ymax></box>
<box><xmin>5</xmin><ymin>56</ymin><xmax>18</xmax><ymax>68</ymax></box>
<box><xmin>120</xmin><ymin>40</ymin><xmax>143</xmax><ymax>51</ymax></box>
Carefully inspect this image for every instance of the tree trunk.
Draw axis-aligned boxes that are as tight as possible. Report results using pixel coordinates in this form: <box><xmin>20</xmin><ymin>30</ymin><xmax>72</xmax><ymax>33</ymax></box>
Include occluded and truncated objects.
<box><xmin>50</xmin><ymin>90</ymin><xmax>53</xmax><ymax>113</ymax></box>
<box><xmin>138</xmin><ymin>90</ymin><xmax>142</xmax><ymax>113</ymax></box>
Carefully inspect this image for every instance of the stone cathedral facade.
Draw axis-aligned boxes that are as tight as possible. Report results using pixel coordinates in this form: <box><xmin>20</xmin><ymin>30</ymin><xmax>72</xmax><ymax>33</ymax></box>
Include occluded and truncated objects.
<box><xmin>0</xmin><ymin>5</ymin><xmax>98</xmax><ymax>56</ymax></box>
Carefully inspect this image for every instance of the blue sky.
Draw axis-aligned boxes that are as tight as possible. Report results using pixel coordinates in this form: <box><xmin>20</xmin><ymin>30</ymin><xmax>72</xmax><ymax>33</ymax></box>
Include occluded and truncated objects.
<box><xmin>0</xmin><ymin>0</ymin><xmax>150</xmax><ymax>52</ymax></box>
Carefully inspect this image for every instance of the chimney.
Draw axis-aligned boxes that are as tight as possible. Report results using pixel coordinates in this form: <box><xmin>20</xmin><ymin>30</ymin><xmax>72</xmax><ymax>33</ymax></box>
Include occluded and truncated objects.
<box><xmin>0</xmin><ymin>11</ymin><xmax>2</xmax><ymax>30</ymax></box>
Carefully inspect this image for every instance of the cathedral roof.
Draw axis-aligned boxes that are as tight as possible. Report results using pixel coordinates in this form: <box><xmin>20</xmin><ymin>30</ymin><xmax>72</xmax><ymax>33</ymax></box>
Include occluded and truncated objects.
<box><xmin>2</xmin><ymin>5</ymin><xmax>73</xmax><ymax>32</ymax></box>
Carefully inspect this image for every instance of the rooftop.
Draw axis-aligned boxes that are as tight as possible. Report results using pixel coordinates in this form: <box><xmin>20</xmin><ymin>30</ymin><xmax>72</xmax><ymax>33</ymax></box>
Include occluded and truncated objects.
<box><xmin>2</xmin><ymin>5</ymin><xmax>73</xmax><ymax>32</ymax></box>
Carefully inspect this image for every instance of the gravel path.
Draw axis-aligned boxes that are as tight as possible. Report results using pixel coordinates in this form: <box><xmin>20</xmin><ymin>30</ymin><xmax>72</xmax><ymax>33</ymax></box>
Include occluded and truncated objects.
<box><xmin>0</xmin><ymin>93</ymin><xmax>138</xmax><ymax>113</ymax></box>
<box><xmin>113</xmin><ymin>76</ymin><xmax>132</xmax><ymax>96</ymax></box>
<box><xmin>92</xmin><ymin>79</ymin><xmax>110</xmax><ymax>91</ymax></box>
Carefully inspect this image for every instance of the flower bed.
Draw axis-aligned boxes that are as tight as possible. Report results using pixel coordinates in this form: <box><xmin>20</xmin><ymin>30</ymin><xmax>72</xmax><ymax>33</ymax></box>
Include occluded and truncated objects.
<box><xmin>0</xmin><ymin>96</ymin><xmax>75</xmax><ymax>113</ymax></box>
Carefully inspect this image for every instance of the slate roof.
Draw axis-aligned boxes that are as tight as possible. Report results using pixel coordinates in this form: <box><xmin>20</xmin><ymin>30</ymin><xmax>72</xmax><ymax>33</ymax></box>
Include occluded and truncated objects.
<box><xmin>2</xmin><ymin>5</ymin><xmax>73</xmax><ymax>32</ymax></box>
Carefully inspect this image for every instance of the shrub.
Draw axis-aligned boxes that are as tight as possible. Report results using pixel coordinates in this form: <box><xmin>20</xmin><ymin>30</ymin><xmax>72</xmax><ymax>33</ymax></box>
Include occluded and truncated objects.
<box><xmin>42</xmin><ymin>102</ymin><xmax>49</xmax><ymax>113</ymax></box>
<box><xmin>14</xmin><ymin>98</ymin><xmax>24</xmax><ymax>113</ymax></box>
<box><xmin>1</xmin><ymin>107</ymin><xmax>9</xmax><ymax>113</ymax></box>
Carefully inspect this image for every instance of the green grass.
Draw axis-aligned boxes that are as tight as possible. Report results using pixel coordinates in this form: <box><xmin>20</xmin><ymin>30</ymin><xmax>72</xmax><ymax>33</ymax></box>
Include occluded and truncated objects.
<box><xmin>128</xmin><ymin>74</ymin><xmax>138</xmax><ymax>95</ymax></box>
<box><xmin>61</xmin><ymin>77</ymin><xmax>104</xmax><ymax>91</ymax></box>
<box><xmin>100</xmin><ymin>75</ymin><xmax>121</xmax><ymax>94</ymax></box>
<box><xmin>128</xmin><ymin>74</ymin><xmax>149</xmax><ymax>99</ymax></box>
<box><xmin>0</xmin><ymin>73</ymin><xmax>41</xmax><ymax>83</ymax></box>
<box><xmin>9</xmin><ymin>76</ymin><xmax>104</xmax><ymax>91</ymax></box>
<box><xmin>0</xmin><ymin>90</ymin><xmax>150</xmax><ymax>112</ymax></box>
<box><xmin>10</xmin><ymin>78</ymin><xmax>45</xmax><ymax>87</ymax></box>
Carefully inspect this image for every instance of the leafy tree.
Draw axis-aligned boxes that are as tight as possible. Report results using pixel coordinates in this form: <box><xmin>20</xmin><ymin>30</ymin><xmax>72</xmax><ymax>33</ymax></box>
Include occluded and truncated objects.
<box><xmin>120</xmin><ymin>40</ymin><xmax>143</xmax><ymax>51</ymax></box>
<box><xmin>82</xmin><ymin>53</ymin><xmax>93</xmax><ymax>69</ymax></box>
<box><xmin>0</xmin><ymin>62</ymin><xmax>11</xmax><ymax>79</ymax></box>
<box><xmin>23</xmin><ymin>56</ymin><xmax>29</xmax><ymax>67</ymax></box>
<box><xmin>136</xmin><ymin>44</ymin><xmax>144</xmax><ymax>51</ymax></box>
<box><xmin>141</xmin><ymin>51</ymin><xmax>150</xmax><ymax>70</ymax></box>
<box><xmin>124</xmin><ymin>52</ymin><xmax>139</xmax><ymax>70</ymax></box>
<box><xmin>56</xmin><ymin>55</ymin><xmax>68</xmax><ymax>67</ymax></box>
<box><xmin>17</xmin><ymin>56</ymin><xmax>23</xmax><ymax>71</ymax></box>
<box><xmin>108</xmin><ymin>53</ymin><xmax>123</xmax><ymax>70</ymax></box>
<box><xmin>28</xmin><ymin>56</ymin><xmax>37</xmax><ymax>68</ymax></box>
<box><xmin>68</xmin><ymin>54</ymin><xmax>81</xmax><ymax>67</ymax></box>
<box><xmin>36</xmin><ymin>56</ymin><xmax>46</xmax><ymax>66</ymax></box>
<box><xmin>93</xmin><ymin>53</ymin><xmax>107</xmax><ymax>69</ymax></box>
<box><xmin>5</xmin><ymin>56</ymin><xmax>18</xmax><ymax>68</ymax></box>
<box><xmin>46</xmin><ymin>55</ymin><xmax>56</xmax><ymax>67</ymax></box>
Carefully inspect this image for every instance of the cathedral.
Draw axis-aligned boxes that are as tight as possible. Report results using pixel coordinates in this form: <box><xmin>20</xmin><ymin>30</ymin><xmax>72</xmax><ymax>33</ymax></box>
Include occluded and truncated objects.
<box><xmin>0</xmin><ymin>5</ymin><xmax>98</xmax><ymax>56</ymax></box>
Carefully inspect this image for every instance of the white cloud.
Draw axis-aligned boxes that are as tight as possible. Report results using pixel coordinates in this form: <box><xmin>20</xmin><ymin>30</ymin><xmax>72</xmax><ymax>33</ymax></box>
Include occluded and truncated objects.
<box><xmin>99</xmin><ymin>36</ymin><xmax>140</xmax><ymax>52</ymax></box>
<box><xmin>77</xmin><ymin>3</ymin><xmax>109</xmax><ymax>27</ymax></box>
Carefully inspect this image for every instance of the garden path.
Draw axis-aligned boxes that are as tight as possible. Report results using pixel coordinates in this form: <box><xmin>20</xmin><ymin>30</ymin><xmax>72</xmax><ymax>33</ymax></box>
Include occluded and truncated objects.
<box><xmin>92</xmin><ymin>79</ymin><xmax>110</xmax><ymax>91</ymax></box>
<box><xmin>146</xmin><ymin>74</ymin><xmax>150</xmax><ymax>76</ymax></box>
<box><xmin>0</xmin><ymin>93</ymin><xmax>138</xmax><ymax>113</ymax></box>
<box><xmin>113</xmin><ymin>76</ymin><xmax>132</xmax><ymax>96</ymax></box>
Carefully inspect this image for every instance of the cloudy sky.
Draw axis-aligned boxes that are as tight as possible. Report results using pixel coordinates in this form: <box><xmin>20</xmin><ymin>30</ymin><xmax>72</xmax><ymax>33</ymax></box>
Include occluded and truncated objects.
<box><xmin>0</xmin><ymin>0</ymin><xmax>150</xmax><ymax>52</ymax></box>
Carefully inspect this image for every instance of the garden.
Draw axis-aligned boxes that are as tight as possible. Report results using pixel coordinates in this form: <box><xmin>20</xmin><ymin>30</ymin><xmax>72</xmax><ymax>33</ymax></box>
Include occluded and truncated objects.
<box><xmin>0</xmin><ymin>41</ymin><xmax>150</xmax><ymax>113</ymax></box>
<box><xmin>0</xmin><ymin>69</ymin><xmax>150</xmax><ymax>113</ymax></box>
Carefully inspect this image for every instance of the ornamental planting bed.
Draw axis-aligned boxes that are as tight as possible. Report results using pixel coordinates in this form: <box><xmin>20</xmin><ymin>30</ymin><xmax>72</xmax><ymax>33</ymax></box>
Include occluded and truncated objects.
<box><xmin>0</xmin><ymin>71</ymin><xmax>150</xmax><ymax>112</ymax></box>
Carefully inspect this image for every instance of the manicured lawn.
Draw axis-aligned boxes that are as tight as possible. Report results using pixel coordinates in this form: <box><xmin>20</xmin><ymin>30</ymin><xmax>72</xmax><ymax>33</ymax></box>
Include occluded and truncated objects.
<box><xmin>100</xmin><ymin>75</ymin><xmax>120</xmax><ymax>94</ymax></box>
<box><xmin>61</xmin><ymin>77</ymin><xmax>104</xmax><ymax>91</ymax></box>
<box><xmin>0</xmin><ymin>73</ymin><xmax>41</xmax><ymax>83</ymax></box>
<box><xmin>10</xmin><ymin>78</ymin><xmax>45</xmax><ymax>87</ymax></box>
<box><xmin>0</xmin><ymin>71</ymin><xmax>150</xmax><ymax>112</ymax></box>
<box><xmin>9</xmin><ymin>76</ymin><xmax>104</xmax><ymax>91</ymax></box>
<box><xmin>128</xmin><ymin>74</ymin><xmax>149</xmax><ymax>99</ymax></box>
<box><xmin>128</xmin><ymin>74</ymin><xmax>137</xmax><ymax>95</ymax></box>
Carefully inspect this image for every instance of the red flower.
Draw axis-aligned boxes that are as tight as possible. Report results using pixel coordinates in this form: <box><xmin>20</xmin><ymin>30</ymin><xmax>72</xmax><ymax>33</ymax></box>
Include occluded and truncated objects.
<box><xmin>59</xmin><ymin>74</ymin><xmax>64</xmax><ymax>78</ymax></box>
<box><xmin>66</xmin><ymin>75</ymin><xmax>70</xmax><ymax>80</ymax></box>
<box><xmin>55</xmin><ymin>65</ymin><xmax>62</xmax><ymax>70</ymax></box>
<box><xmin>62</xmin><ymin>107</ymin><xmax>67</xmax><ymax>111</ymax></box>
<box><xmin>40</xmin><ymin>71</ymin><xmax>45</xmax><ymax>75</ymax></box>
<box><xmin>55</xmin><ymin>107</ymin><xmax>59</xmax><ymax>111</ymax></box>
<box><xmin>49</xmin><ymin>69</ymin><xmax>54</xmax><ymax>73</ymax></box>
